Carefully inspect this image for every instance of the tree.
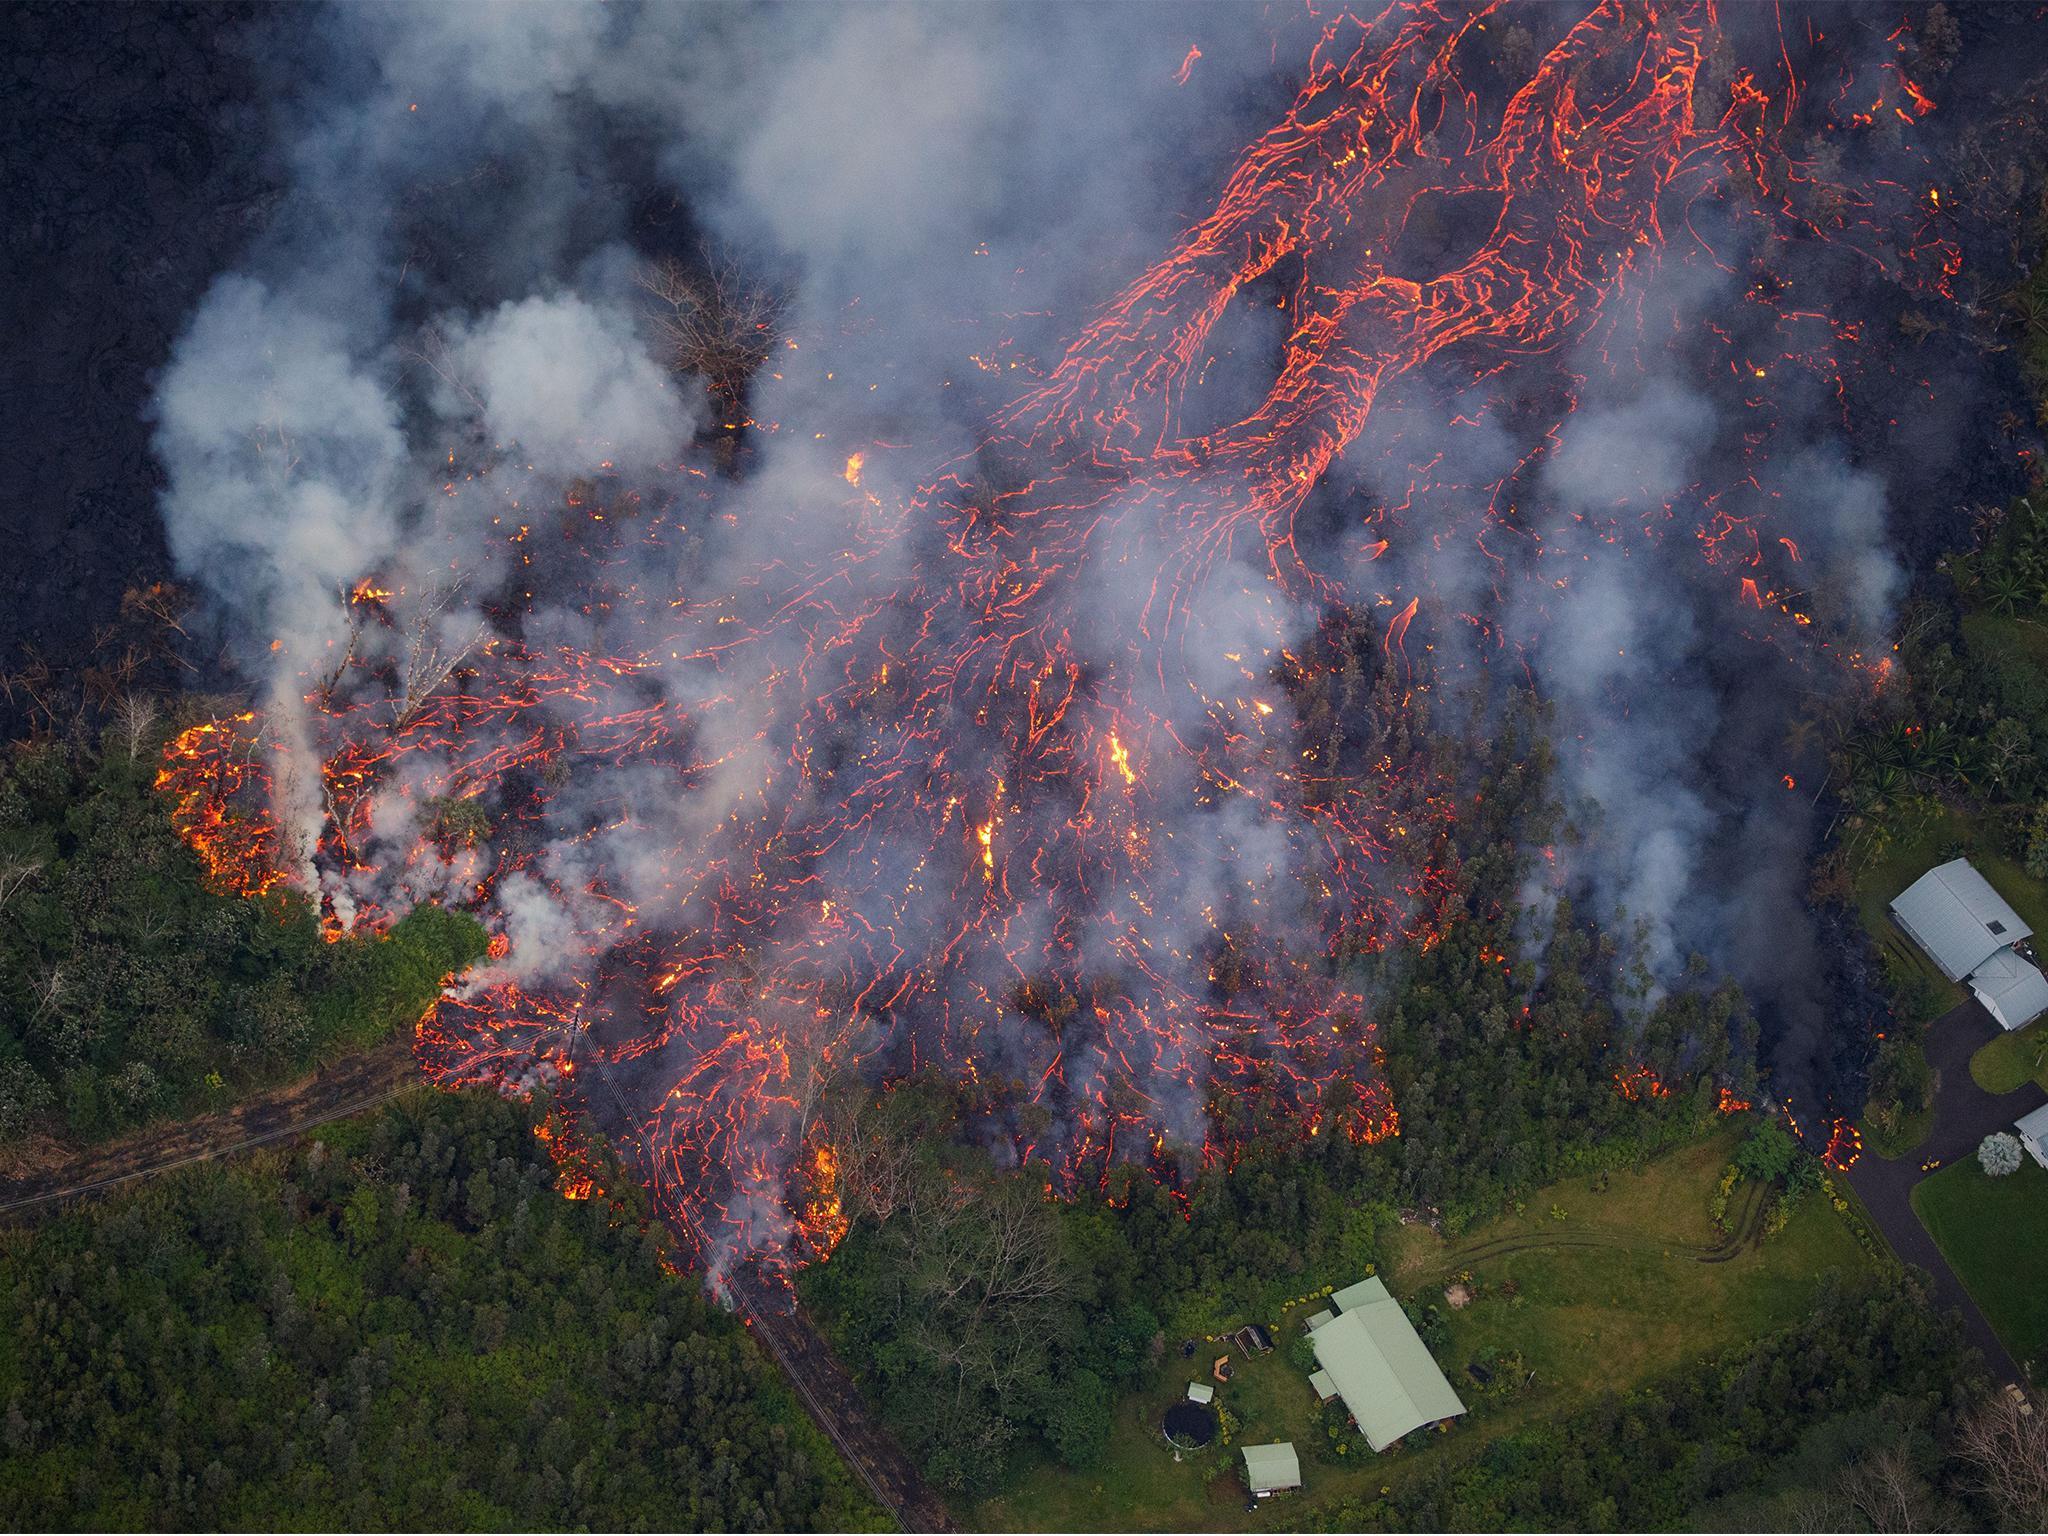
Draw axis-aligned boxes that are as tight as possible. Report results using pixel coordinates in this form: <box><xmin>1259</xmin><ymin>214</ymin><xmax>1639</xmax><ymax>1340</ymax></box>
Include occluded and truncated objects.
<box><xmin>1916</xmin><ymin>3</ymin><xmax>1961</xmax><ymax>77</ymax></box>
<box><xmin>0</xmin><ymin>1091</ymin><xmax>874</xmax><ymax>1530</ymax></box>
<box><xmin>636</xmin><ymin>251</ymin><xmax>786</xmax><ymax>409</ymax></box>
<box><xmin>1039</xmin><ymin>1367</ymin><xmax>1111</xmax><ymax>1468</ymax></box>
<box><xmin>1839</xmin><ymin>1442</ymin><xmax>1937</xmax><ymax>1533</ymax></box>
<box><xmin>2025</xmin><ymin>803</ymin><xmax>2048</xmax><ymax>881</ymax></box>
<box><xmin>1987</xmin><ymin>717</ymin><xmax>2038</xmax><ymax>797</ymax></box>
<box><xmin>0</xmin><ymin>855</ymin><xmax>41</xmax><ymax>918</ymax></box>
<box><xmin>393</xmin><ymin>581</ymin><xmax>485</xmax><ymax>728</ymax></box>
<box><xmin>1978</xmin><ymin>1133</ymin><xmax>2023</xmax><ymax>1178</ymax></box>
<box><xmin>1954</xmin><ymin>1389</ymin><xmax>2048</xmax><ymax>1529</ymax></box>
<box><xmin>423</xmin><ymin>795</ymin><xmax>493</xmax><ymax>850</ymax></box>
<box><xmin>0</xmin><ymin>730</ymin><xmax>486</xmax><ymax>1145</ymax></box>
<box><xmin>1737</xmin><ymin>1119</ymin><xmax>1800</xmax><ymax>1183</ymax></box>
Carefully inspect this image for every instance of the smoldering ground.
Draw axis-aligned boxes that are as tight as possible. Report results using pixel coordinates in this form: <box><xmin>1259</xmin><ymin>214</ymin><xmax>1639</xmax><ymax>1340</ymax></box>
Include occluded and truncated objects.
<box><xmin>144</xmin><ymin>1</ymin><xmax>2031</xmax><ymax>1254</ymax></box>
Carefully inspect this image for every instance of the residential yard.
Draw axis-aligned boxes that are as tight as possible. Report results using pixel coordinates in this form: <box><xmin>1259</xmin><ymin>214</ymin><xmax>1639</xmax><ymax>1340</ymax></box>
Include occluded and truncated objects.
<box><xmin>1971</xmin><ymin>1017</ymin><xmax>2048</xmax><ymax>1094</ymax></box>
<box><xmin>1912</xmin><ymin>1156</ymin><xmax>2048</xmax><ymax>1377</ymax></box>
<box><xmin>1850</xmin><ymin>803</ymin><xmax>2048</xmax><ymax>1030</ymax></box>
<box><xmin>1865</xmin><ymin>1100</ymin><xmax>1938</xmax><ymax>1161</ymax></box>
<box><xmin>1853</xmin><ymin>814</ymin><xmax>1969</xmax><ymax>1022</ymax></box>
<box><xmin>977</xmin><ymin>1128</ymin><xmax>1873</xmax><ymax>1532</ymax></box>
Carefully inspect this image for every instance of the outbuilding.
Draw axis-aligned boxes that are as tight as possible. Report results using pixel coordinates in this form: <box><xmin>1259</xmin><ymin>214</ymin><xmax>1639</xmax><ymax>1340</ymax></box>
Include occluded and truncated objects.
<box><xmin>1968</xmin><ymin>948</ymin><xmax>2048</xmax><ymax>1033</ymax></box>
<box><xmin>1241</xmin><ymin>1442</ymin><xmax>1300</xmax><ymax>1496</ymax></box>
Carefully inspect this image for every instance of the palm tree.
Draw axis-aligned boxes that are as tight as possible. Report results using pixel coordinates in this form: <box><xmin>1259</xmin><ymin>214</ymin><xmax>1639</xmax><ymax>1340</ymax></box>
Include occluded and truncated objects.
<box><xmin>2008</xmin><ymin>284</ymin><xmax>2048</xmax><ymax>344</ymax></box>
<box><xmin>1983</xmin><ymin>566</ymin><xmax>2031</xmax><ymax>617</ymax></box>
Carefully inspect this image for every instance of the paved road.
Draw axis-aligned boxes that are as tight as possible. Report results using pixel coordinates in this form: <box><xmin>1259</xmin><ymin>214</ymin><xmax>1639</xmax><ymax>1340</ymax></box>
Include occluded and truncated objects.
<box><xmin>1844</xmin><ymin>998</ymin><xmax>2046</xmax><ymax>1385</ymax></box>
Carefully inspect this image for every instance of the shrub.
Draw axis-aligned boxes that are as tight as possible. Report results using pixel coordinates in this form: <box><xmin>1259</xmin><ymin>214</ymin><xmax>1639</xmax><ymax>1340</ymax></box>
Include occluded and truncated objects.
<box><xmin>1979</xmin><ymin>1132</ymin><xmax>2024</xmax><ymax>1177</ymax></box>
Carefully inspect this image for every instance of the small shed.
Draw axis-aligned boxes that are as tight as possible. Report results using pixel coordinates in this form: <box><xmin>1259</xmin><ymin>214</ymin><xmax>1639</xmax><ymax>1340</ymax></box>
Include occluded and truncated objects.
<box><xmin>1308</xmin><ymin>1368</ymin><xmax>1337</xmax><ymax>1401</ymax></box>
<box><xmin>2017</xmin><ymin>1102</ymin><xmax>2048</xmax><ymax>1170</ymax></box>
<box><xmin>1304</xmin><ymin>1308</ymin><xmax>1335</xmax><ymax>1331</ymax></box>
<box><xmin>1242</xmin><ymin>1441</ymin><xmax>1301</xmax><ymax>1496</ymax></box>
<box><xmin>1186</xmin><ymin>1381</ymin><xmax>1215</xmax><ymax>1405</ymax></box>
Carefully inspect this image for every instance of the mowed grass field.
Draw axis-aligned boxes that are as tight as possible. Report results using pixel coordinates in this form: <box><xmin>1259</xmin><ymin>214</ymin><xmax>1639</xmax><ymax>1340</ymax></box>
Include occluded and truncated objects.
<box><xmin>1847</xmin><ymin>777</ymin><xmax>2048</xmax><ymax>1035</ymax></box>
<box><xmin>977</xmin><ymin>1128</ymin><xmax>1873</xmax><ymax>1532</ymax></box>
<box><xmin>1912</xmin><ymin>1156</ymin><xmax>2048</xmax><ymax>1374</ymax></box>
<box><xmin>1971</xmin><ymin>1019</ymin><xmax>2048</xmax><ymax>1094</ymax></box>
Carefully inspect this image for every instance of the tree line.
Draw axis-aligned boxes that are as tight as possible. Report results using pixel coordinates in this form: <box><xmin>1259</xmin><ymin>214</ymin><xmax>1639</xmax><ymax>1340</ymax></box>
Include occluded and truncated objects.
<box><xmin>0</xmin><ymin>724</ymin><xmax>485</xmax><ymax>1144</ymax></box>
<box><xmin>0</xmin><ymin>1089</ymin><xmax>880</xmax><ymax>1531</ymax></box>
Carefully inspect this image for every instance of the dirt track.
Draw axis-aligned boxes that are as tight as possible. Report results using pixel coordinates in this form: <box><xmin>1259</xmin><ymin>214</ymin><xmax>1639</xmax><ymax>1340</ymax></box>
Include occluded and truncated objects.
<box><xmin>1414</xmin><ymin>1177</ymin><xmax>1775</xmax><ymax>1280</ymax></box>
<box><xmin>0</xmin><ymin>1038</ymin><xmax>420</xmax><ymax>1218</ymax></box>
<box><xmin>0</xmin><ymin>1044</ymin><xmax>950</xmax><ymax>1533</ymax></box>
<box><xmin>731</xmin><ymin>1269</ymin><xmax>954</xmax><ymax>1533</ymax></box>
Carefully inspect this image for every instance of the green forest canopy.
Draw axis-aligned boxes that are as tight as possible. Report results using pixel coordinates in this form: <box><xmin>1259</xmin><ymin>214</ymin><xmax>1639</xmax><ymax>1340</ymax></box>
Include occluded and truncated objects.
<box><xmin>0</xmin><ymin>1089</ymin><xmax>880</xmax><ymax>1532</ymax></box>
<box><xmin>0</xmin><ymin>727</ymin><xmax>486</xmax><ymax>1144</ymax></box>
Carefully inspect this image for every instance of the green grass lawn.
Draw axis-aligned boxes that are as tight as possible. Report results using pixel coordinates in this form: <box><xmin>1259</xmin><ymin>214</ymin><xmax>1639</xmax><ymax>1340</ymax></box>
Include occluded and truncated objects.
<box><xmin>1912</xmin><ymin>1155</ymin><xmax>2048</xmax><ymax>1375</ymax></box>
<box><xmin>1866</xmin><ymin>1101</ymin><xmax>1938</xmax><ymax>1161</ymax></box>
<box><xmin>1972</xmin><ymin>1018</ymin><xmax>2048</xmax><ymax>1094</ymax></box>
<box><xmin>1853</xmin><ymin>814</ymin><xmax>1970</xmax><ymax>1023</ymax></box>
<box><xmin>1962</xmin><ymin>610</ymin><xmax>2048</xmax><ymax>678</ymax></box>
<box><xmin>977</xmin><ymin>1129</ymin><xmax>1873</xmax><ymax>1532</ymax></box>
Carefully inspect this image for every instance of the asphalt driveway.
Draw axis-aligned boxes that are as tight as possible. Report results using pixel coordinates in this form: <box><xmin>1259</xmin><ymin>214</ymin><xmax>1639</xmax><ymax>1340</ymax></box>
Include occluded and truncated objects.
<box><xmin>1845</xmin><ymin>998</ymin><xmax>2047</xmax><ymax>1385</ymax></box>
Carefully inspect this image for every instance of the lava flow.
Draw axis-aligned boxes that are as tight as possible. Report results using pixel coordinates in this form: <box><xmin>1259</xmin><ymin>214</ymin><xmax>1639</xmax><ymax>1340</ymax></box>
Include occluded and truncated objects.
<box><xmin>157</xmin><ymin>0</ymin><xmax>1947</xmax><ymax>1272</ymax></box>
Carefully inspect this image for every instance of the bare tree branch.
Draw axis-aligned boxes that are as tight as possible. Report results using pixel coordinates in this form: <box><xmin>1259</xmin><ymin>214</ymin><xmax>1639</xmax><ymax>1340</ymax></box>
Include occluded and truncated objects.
<box><xmin>636</xmin><ymin>250</ymin><xmax>785</xmax><ymax>407</ymax></box>
<box><xmin>1955</xmin><ymin>1390</ymin><xmax>2048</xmax><ymax>1529</ymax></box>
<box><xmin>0</xmin><ymin>856</ymin><xmax>44</xmax><ymax>920</ymax></box>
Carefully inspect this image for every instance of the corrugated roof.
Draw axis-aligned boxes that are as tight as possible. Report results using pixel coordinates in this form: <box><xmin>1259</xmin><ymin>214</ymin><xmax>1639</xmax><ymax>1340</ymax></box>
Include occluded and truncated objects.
<box><xmin>1308</xmin><ymin>1368</ymin><xmax>1337</xmax><ymax>1400</ymax></box>
<box><xmin>1241</xmin><ymin>1442</ymin><xmax>1300</xmax><ymax>1492</ymax></box>
<box><xmin>1312</xmin><ymin>1281</ymin><xmax>1467</xmax><ymax>1451</ymax></box>
<box><xmin>1330</xmin><ymin>1276</ymin><xmax>1389</xmax><ymax>1313</ymax></box>
<box><xmin>1891</xmin><ymin>859</ymin><xmax>2031</xmax><ymax>981</ymax></box>
<box><xmin>2016</xmin><ymin>1103</ymin><xmax>2048</xmax><ymax>1167</ymax></box>
<box><xmin>1970</xmin><ymin>948</ymin><xmax>2048</xmax><ymax>1031</ymax></box>
<box><xmin>1305</xmin><ymin>1308</ymin><xmax>1335</xmax><ymax>1331</ymax></box>
<box><xmin>2016</xmin><ymin>1101</ymin><xmax>2048</xmax><ymax>1144</ymax></box>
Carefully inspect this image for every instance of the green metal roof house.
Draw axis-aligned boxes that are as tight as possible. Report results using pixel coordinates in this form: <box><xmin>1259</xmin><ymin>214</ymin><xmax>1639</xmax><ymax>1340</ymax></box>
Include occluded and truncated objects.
<box><xmin>1241</xmin><ymin>1441</ymin><xmax>1301</xmax><ymax>1495</ymax></box>
<box><xmin>1310</xmin><ymin>1276</ymin><xmax>1467</xmax><ymax>1451</ymax></box>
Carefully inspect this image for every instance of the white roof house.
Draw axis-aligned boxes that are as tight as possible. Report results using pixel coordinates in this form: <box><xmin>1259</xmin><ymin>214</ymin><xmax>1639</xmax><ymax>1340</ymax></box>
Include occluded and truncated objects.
<box><xmin>1891</xmin><ymin>859</ymin><xmax>2031</xmax><ymax>981</ymax></box>
<box><xmin>2017</xmin><ymin>1102</ymin><xmax>2048</xmax><ymax>1169</ymax></box>
<box><xmin>1970</xmin><ymin>948</ymin><xmax>2048</xmax><ymax>1033</ymax></box>
<box><xmin>1891</xmin><ymin>860</ymin><xmax>2048</xmax><ymax>1031</ymax></box>
<box><xmin>1309</xmin><ymin>1276</ymin><xmax>1467</xmax><ymax>1451</ymax></box>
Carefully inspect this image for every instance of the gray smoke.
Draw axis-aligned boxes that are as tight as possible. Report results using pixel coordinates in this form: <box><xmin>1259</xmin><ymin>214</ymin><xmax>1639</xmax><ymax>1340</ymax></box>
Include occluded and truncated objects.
<box><xmin>147</xmin><ymin>0</ymin><xmax>1955</xmax><ymax>1242</ymax></box>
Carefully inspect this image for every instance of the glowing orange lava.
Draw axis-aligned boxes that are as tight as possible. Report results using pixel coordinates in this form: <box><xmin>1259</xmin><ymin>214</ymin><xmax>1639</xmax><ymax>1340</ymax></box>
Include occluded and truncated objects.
<box><xmin>156</xmin><ymin>1</ymin><xmax>1952</xmax><ymax>1272</ymax></box>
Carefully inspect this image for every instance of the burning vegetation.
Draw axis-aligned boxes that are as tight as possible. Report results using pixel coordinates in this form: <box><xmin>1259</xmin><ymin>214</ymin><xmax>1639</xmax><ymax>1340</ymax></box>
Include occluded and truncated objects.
<box><xmin>148</xmin><ymin>0</ymin><xmax>1972</xmax><ymax>1276</ymax></box>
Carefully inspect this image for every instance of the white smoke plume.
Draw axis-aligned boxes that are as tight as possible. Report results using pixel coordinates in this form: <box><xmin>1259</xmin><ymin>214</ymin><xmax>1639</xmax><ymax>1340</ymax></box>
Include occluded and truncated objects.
<box><xmin>146</xmin><ymin>1</ymin><xmax>1977</xmax><ymax>1250</ymax></box>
